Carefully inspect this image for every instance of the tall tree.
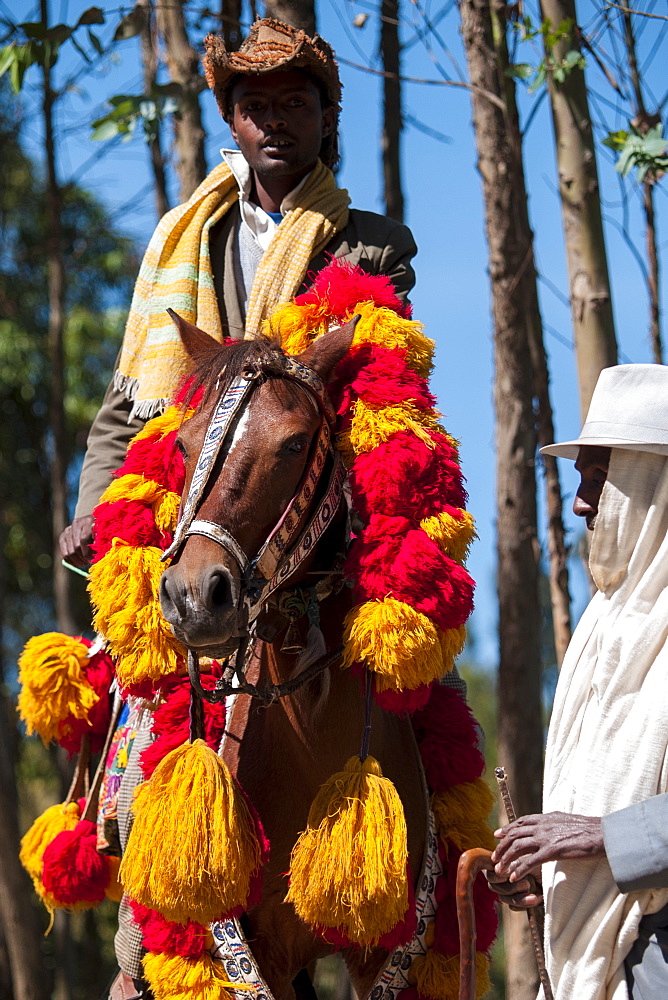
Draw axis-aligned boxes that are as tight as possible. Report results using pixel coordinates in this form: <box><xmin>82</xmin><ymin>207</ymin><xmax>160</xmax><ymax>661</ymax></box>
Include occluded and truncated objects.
<box><xmin>139</xmin><ymin>0</ymin><xmax>170</xmax><ymax>220</ymax></box>
<box><xmin>156</xmin><ymin>0</ymin><xmax>207</xmax><ymax>202</ymax></box>
<box><xmin>379</xmin><ymin>0</ymin><xmax>404</xmax><ymax>221</ymax></box>
<box><xmin>539</xmin><ymin>0</ymin><xmax>618</xmax><ymax>417</ymax></box>
<box><xmin>459</xmin><ymin>0</ymin><xmax>570</xmax><ymax>993</ymax></box>
<box><xmin>222</xmin><ymin>0</ymin><xmax>243</xmax><ymax>51</ymax></box>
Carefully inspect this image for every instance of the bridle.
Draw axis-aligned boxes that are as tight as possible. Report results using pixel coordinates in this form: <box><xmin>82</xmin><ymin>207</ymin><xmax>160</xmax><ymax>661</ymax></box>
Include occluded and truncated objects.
<box><xmin>162</xmin><ymin>347</ymin><xmax>347</xmax><ymax>637</ymax></box>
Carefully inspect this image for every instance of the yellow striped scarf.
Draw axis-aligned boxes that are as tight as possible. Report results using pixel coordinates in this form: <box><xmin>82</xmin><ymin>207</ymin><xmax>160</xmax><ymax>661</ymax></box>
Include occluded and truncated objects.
<box><xmin>116</xmin><ymin>159</ymin><xmax>350</xmax><ymax>417</ymax></box>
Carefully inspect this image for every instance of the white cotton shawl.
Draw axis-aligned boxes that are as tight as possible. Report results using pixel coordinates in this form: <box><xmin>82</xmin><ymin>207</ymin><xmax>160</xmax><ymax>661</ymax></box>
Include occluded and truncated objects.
<box><xmin>540</xmin><ymin>448</ymin><xmax>668</xmax><ymax>1000</ymax></box>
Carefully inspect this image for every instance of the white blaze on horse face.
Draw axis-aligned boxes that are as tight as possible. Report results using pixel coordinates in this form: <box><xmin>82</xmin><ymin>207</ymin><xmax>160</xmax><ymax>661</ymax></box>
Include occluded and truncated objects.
<box><xmin>225</xmin><ymin>405</ymin><xmax>252</xmax><ymax>462</ymax></box>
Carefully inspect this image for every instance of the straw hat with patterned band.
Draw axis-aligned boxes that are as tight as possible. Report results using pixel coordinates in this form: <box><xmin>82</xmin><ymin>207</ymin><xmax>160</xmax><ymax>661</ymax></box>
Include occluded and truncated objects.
<box><xmin>203</xmin><ymin>19</ymin><xmax>342</xmax><ymax>165</ymax></box>
<box><xmin>541</xmin><ymin>363</ymin><xmax>668</xmax><ymax>460</ymax></box>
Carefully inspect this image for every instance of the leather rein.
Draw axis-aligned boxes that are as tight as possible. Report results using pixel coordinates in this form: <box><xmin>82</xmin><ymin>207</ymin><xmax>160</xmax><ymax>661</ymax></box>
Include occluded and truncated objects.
<box><xmin>162</xmin><ymin>349</ymin><xmax>347</xmax><ymax>704</ymax></box>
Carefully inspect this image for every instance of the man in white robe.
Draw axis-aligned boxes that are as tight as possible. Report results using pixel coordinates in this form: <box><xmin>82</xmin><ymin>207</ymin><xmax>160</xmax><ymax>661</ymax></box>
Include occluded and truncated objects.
<box><xmin>490</xmin><ymin>364</ymin><xmax>668</xmax><ymax>1000</ymax></box>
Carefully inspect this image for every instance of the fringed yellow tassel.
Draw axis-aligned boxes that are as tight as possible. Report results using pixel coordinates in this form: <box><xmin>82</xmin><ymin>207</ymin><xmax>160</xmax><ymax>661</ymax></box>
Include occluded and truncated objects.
<box><xmin>349</xmin><ymin>302</ymin><xmax>435</xmax><ymax>380</ymax></box>
<box><xmin>143</xmin><ymin>951</ymin><xmax>251</xmax><ymax>1000</ymax></box>
<box><xmin>286</xmin><ymin>755</ymin><xmax>408</xmax><ymax>946</ymax></box>
<box><xmin>131</xmin><ymin>405</ymin><xmax>188</xmax><ymax>443</ymax></box>
<box><xmin>342</xmin><ymin>599</ymin><xmax>445</xmax><ymax>689</ymax></box>
<box><xmin>345</xmin><ymin>399</ymin><xmax>439</xmax><ymax>458</ymax></box>
<box><xmin>19</xmin><ymin>800</ymin><xmax>81</xmax><ymax>904</ymax></box>
<box><xmin>18</xmin><ymin>635</ymin><xmax>97</xmax><ymax>744</ymax></box>
<box><xmin>155</xmin><ymin>491</ymin><xmax>181</xmax><ymax>532</ymax></box>
<box><xmin>267</xmin><ymin>301</ymin><xmax>327</xmax><ymax>355</ymax></box>
<box><xmin>411</xmin><ymin>950</ymin><xmax>491</xmax><ymax>1000</ymax></box>
<box><xmin>420</xmin><ymin>510</ymin><xmax>476</xmax><ymax>564</ymax></box>
<box><xmin>99</xmin><ymin>473</ymin><xmax>168</xmax><ymax>507</ymax></box>
<box><xmin>120</xmin><ymin>740</ymin><xmax>261</xmax><ymax>925</ymax></box>
<box><xmin>439</xmin><ymin>626</ymin><xmax>468</xmax><ymax>675</ymax></box>
<box><xmin>89</xmin><ymin>541</ymin><xmax>183</xmax><ymax>687</ymax></box>
<box><xmin>432</xmin><ymin>780</ymin><xmax>496</xmax><ymax>852</ymax></box>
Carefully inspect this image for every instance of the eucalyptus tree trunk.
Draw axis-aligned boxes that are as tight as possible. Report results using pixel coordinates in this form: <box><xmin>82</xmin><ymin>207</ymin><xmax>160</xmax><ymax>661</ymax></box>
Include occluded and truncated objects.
<box><xmin>263</xmin><ymin>0</ymin><xmax>316</xmax><ymax>34</ymax></box>
<box><xmin>379</xmin><ymin>0</ymin><xmax>404</xmax><ymax>222</ymax></box>
<box><xmin>41</xmin><ymin>0</ymin><xmax>75</xmax><ymax>636</ymax></box>
<box><xmin>221</xmin><ymin>0</ymin><xmax>243</xmax><ymax>51</ymax></box>
<box><xmin>621</xmin><ymin>7</ymin><xmax>662</xmax><ymax>364</ymax></box>
<box><xmin>539</xmin><ymin>0</ymin><xmax>617</xmax><ymax>417</ymax></box>
<box><xmin>460</xmin><ymin>0</ymin><xmax>553</xmax><ymax>995</ymax></box>
<box><xmin>139</xmin><ymin>0</ymin><xmax>169</xmax><ymax>220</ymax></box>
<box><xmin>156</xmin><ymin>0</ymin><xmax>207</xmax><ymax>202</ymax></box>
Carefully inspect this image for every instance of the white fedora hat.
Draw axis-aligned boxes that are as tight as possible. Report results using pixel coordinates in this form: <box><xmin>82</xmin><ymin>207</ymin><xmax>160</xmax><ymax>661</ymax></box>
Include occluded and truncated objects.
<box><xmin>541</xmin><ymin>364</ymin><xmax>668</xmax><ymax>459</ymax></box>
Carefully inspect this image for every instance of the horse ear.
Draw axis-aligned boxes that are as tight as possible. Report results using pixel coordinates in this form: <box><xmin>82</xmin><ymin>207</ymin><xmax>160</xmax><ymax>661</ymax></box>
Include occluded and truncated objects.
<box><xmin>298</xmin><ymin>315</ymin><xmax>360</xmax><ymax>382</ymax></box>
<box><xmin>167</xmin><ymin>308</ymin><xmax>221</xmax><ymax>360</ymax></box>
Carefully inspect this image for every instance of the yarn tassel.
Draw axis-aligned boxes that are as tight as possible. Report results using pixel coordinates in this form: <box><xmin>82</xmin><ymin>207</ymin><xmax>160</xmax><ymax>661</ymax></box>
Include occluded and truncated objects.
<box><xmin>120</xmin><ymin>739</ymin><xmax>262</xmax><ymax>925</ymax></box>
<box><xmin>19</xmin><ymin>800</ymin><xmax>82</xmax><ymax>904</ymax></box>
<box><xmin>143</xmin><ymin>951</ymin><xmax>253</xmax><ymax>1000</ymax></box>
<box><xmin>411</xmin><ymin>950</ymin><xmax>491</xmax><ymax>1000</ymax></box>
<box><xmin>286</xmin><ymin>755</ymin><xmax>408</xmax><ymax>946</ymax></box>
<box><xmin>41</xmin><ymin>819</ymin><xmax>110</xmax><ymax>908</ymax></box>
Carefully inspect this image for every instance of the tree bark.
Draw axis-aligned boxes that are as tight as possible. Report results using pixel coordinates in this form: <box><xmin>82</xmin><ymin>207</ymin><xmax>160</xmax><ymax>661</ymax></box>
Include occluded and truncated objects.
<box><xmin>540</xmin><ymin>0</ymin><xmax>617</xmax><ymax>417</ymax></box>
<box><xmin>156</xmin><ymin>0</ymin><xmax>207</xmax><ymax>203</ymax></box>
<box><xmin>379</xmin><ymin>0</ymin><xmax>404</xmax><ymax>222</ymax></box>
<box><xmin>140</xmin><ymin>0</ymin><xmax>169</xmax><ymax>220</ymax></box>
<box><xmin>221</xmin><ymin>0</ymin><xmax>243</xmax><ymax>52</ymax></box>
<box><xmin>262</xmin><ymin>0</ymin><xmax>316</xmax><ymax>35</ymax></box>
<box><xmin>41</xmin><ymin>0</ymin><xmax>75</xmax><ymax>635</ymax></box>
<box><xmin>621</xmin><ymin>7</ymin><xmax>662</xmax><ymax>364</ymax></box>
<box><xmin>460</xmin><ymin>0</ymin><xmax>551</xmax><ymax>994</ymax></box>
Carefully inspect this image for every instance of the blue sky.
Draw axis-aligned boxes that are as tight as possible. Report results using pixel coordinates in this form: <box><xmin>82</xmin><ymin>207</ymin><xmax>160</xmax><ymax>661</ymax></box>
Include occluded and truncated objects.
<box><xmin>9</xmin><ymin>0</ymin><xmax>668</xmax><ymax>667</ymax></box>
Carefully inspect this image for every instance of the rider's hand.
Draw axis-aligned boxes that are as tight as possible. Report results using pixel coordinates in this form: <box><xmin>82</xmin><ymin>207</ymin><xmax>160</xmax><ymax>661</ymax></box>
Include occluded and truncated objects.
<box><xmin>59</xmin><ymin>515</ymin><xmax>95</xmax><ymax>569</ymax></box>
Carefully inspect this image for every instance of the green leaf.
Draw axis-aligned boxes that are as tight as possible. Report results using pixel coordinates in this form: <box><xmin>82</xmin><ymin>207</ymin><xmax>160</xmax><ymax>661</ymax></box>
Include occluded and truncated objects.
<box><xmin>602</xmin><ymin>130</ymin><xmax>628</xmax><ymax>151</ymax></box>
<box><xmin>0</xmin><ymin>44</ymin><xmax>16</xmax><ymax>79</ymax></box>
<box><xmin>91</xmin><ymin>118</ymin><xmax>121</xmax><ymax>141</ymax></box>
<box><xmin>528</xmin><ymin>66</ymin><xmax>547</xmax><ymax>93</ymax></box>
<box><xmin>506</xmin><ymin>62</ymin><xmax>533</xmax><ymax>80</ymax></box>
<box><xmin>76</xmin><ymin>6</ymin><xmax>105</xmax><ymax>27</ymax></box>
<box><xmin>46</xmin><ymin>24</ymin><xmax>73</xmax><ymax>45</ymax></box>
<box><xmin>10</xmin><ymin>51</ymin><xmax>25</xmax><ymax>92</ymax></box>
<box><xmin>563</xmin><ymin>49</ymin><xmax>584</xmax><ymax>70</ymax></box>
<box><xmin>87</xmin><ymin>29</ymin><xmax>104</xmax><ymax>56</ymax></box>
<box><xmin>113</xmin><ymin>6</ymin><xmax>148</xmax><ymax>41</ymax></box>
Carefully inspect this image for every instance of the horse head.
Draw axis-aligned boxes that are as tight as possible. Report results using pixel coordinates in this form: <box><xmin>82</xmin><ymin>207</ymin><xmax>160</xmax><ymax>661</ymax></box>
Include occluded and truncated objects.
<box><xmin>159</xmin><ymin>311</ymin><xmax>358</xmax><ymax>658</ymax></box>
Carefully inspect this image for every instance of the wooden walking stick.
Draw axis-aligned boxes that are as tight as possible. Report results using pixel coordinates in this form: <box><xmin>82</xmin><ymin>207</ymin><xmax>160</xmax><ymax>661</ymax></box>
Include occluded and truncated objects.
<box><xmin>455</xmin><ymin>768</ymin><xmax>554</xmax><ymax>1000</ymax></box>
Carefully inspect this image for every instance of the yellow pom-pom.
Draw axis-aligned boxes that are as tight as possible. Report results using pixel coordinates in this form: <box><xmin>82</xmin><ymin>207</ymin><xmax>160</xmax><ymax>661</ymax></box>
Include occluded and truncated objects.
<box><xmin>342</xmin><ymin>599</ymin><xmax>445</xmax><ymax>689</ymax></box>
<box><xmin>439</xmin><ymin>626</ymin><xmax>468</xmax><ymax>675</ymax></box>
<box><xmin>266</xmin><ymin>301</ymin><xmax>327</xmax><ymax>355</ymax></box>
<box><xmin>432</xmin><ymin>780</ymin><xmax>496</xmax><ymax>852</ymax></box>
<box><xmin>143</xmin><ymin>951</ymin><xmax>247</xmax><ymax>1000</ymax></box>
<box><xmin>17</xmin><ymin>634</ymin><xmax>98</xmax><ymax>744</ymax></box>
<box><xmin>99</xmin><ymin>473</ymin><xmax>168</xmax><ymax>508</ymax></box>
<box><xmin>347</xmin><ymin>399</ymin><xmax>439</xmax><ymax>457</ymax></box>
<box><xmin>120</xmin><ymin>740</ymin><xmax>261</xmax><ymax>925</ymax></box>
<box><xmin>420</xmin><ymin>510</ymin><xmax>476</xmax><ymax>564</ymax></box>
<box><xmin>286</xmin><ymin>755</ymin><xmax>408</xmax><ymax>946</ymax></box>
<box><xmin>411</xmin><ymin>950</ymin><xmax>490</xmax><ymax>1000</ymax></box>
<box><xmin>105</xmin><ymin>856</ymin><xmax>124</xmax><ymax>902</ymax></box>
<box><xmin>155</xmin><ymin>491</ymin><xmax>180</xmax><ymax>532</ymax></box>
<box><xmin>349</xmin><ymin>302</ymin><xmax>434</xmax><ymax>379</ymax></box>
<box><xmin>131</xmin><ymin>405</ymin><xmax>187</xmax><ymax>443</ymax></box>
<box><xmin>89</xmin><ymin>542</ymin><xmax>183</xmax><ymax>687</ymax></box>
<box><xmin>19</xmin><ymin>801</ymin><xmax>82</xmax><ymax>904</ymax></box>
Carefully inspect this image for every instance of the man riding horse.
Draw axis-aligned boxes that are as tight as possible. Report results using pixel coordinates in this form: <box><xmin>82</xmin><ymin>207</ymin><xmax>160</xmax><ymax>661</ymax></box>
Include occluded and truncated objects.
<box><xmin>60</xmin><ymin>16</ymin><xmax>417</xmax><ymax>569</ymax></box>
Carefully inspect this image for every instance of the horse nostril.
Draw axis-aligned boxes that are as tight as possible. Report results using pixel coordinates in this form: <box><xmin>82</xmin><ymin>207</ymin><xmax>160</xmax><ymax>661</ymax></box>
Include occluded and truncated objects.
<box><xmin>208</xmin><ymin>569</ymin><xmax>233</xmax><ymax>609</ymax></box>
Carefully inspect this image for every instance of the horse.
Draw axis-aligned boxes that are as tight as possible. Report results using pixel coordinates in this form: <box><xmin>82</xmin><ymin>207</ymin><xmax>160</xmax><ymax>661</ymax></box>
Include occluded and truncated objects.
<box><xmin>158</xmin><ymin>313</ymin><xmax>429</xmax><ymax>1000</ymax></box>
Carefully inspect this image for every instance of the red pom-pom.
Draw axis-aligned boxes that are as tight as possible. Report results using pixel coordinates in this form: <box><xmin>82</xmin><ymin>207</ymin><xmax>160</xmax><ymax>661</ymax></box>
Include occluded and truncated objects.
<box><xmin>297</xmin><ymin>259</ymin><xmax>411</xmax><ymax>320</ymax></box>
<box><xmin>129</xmin><ymin>900</ymin><xmax>209</xmax><ymax>958</ymax></box>
<box><xmin>350</xmin><ymin>432</ymin><xmax>467</xmax><ymax>524</ymax></box>
<box><xmin>346</xmin><ymin>515</ymin><xmax>475</xmax><ymax>632</ymax></box>
<box><xmin>92</xmin><ymin>499</ymin><xmax>165</xmax><ymax>561</ymax></box>
<box><xmin>120</xmin><ymin>429</ymin><xmax>184</xmax><ymax>495</ymax></box>
<box><xmin>57</xmin><ymin>645</ymin><xmax>115</xmax><ymax>755</ymax></box>
<box><xmin>329</xmin><ymin>344</ymin><xmax>434</xmax><ymax>416</ymax></box>
<box><xmin>374</xmin><ymin>682</ymin><xmax>433</xmax><ymax>714</ymax></box>
<box><xmin>413</xmin><ymin>686</ymin><xmax>485</xmax><ymax>791</ymax></box>
<box><xmin>140</xmin><ymin>673</ymin><xmax>226</xmax><ymax>780</ymax></box>
<box><xmin>42</xmin><ymin>820</ymin><xmax>109</xmax><ymax>905</ymax></box>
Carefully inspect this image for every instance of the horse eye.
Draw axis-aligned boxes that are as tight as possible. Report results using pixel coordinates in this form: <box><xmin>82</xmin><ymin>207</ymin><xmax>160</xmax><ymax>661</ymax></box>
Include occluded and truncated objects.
<box><xmin>175</xmin><ymin>438</ymin><xmax>188</xmax><ymax>459</ymax></box>
<box><xmin>284</xmin><ymin>436</ymin><xmax>308</xmax><ymax>455</ymax></box>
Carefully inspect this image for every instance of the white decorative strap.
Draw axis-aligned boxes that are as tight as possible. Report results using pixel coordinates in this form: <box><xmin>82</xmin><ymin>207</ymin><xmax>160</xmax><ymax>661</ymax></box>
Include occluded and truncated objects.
<box><xmin>185</xmin><ymin>520</ymin><xmax>250</xmax><ymax>575</ymax></box>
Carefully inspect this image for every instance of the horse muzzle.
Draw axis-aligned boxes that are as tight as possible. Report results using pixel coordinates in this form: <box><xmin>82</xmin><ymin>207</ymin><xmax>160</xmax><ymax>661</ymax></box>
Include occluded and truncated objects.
<box><xmin>159</xmin><ymin>561</ymin><xmax>248</xmax><ymax>654</ymax></box>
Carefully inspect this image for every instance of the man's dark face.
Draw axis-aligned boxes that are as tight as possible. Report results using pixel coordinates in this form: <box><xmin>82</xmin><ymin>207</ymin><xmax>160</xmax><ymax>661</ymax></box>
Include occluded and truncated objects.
<box><xmin>229</xmin><ymin>69</ymin><xmax>335</xmax><ymax>187</ymax></box>
<box><xmin>573</xmin><ymin>445</ymin><xmax>611</xmax><ymax>531</ymax></box>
